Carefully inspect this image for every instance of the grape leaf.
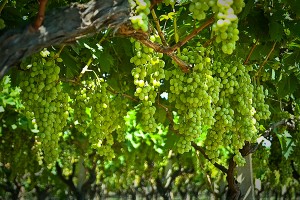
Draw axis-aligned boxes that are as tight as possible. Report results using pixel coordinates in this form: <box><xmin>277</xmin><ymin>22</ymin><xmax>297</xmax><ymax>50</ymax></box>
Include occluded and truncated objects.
<box><xmin>60</xmin><ymin>51</ymin><xmax>81</xmax><ymax>78</ymax></box>
<box><xmin>164</xmin><ymin>132</ymin><xmax>178</xmax><ymax>150</ymax></box>
<box><xmin>286</xmin><ymin>0</ymin><xmax>300</xmax><ymax>17</ymax></box>
<box><xmin>287</xmin><ymin>21</ymin><xmax>300</xmax><ymax>38</ymax></box>
<box><xmin>269</xmin><ymin>21</ymin><xmax>284</xmax><ymax>41</ymax></box>
<box><xmin>277</xmin><ymin>73</ymin><xmax>298</xmax><ymax>98</ymax></box>
<box><xmin>154</xmin><ymin>106</ymin><xmax>167</xmax><ymax>124</ymax></box>
<box><xmin>240</xmin><ymin>0</ymin><xmax>255</xmax><ymax>19</ymax></box>
<box><xmin>94</xmin><ymin>49</ymin><xmax>114</xmax><ymax>73</ymax></box>
<box><xmin>276</xmin><ymin>131</ymin><xmax>296</xmax><ymax>159</ymax></box>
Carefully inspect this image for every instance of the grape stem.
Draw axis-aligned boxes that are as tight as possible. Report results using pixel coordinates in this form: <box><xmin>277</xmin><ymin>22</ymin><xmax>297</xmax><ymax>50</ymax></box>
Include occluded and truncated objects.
<box><xmin>107</xmin><ymin>87</ymin><xmax>139</xmax><ymax>102</ymax></box>
<box><xmin>173</xmin><ymin>6</ymin><xmax>180</xmax><ymax>54</ymax></box>
<box><xmin>150</xmin><ymin>0</ymin><xmax>164</xmax><ymax>10</ymax></box>
<box><xmin>54</xmin><ymin>45</ymin><xmax>65</xmax><ymax>58</ymax></box>
<box><xmin>151</xmin><ymin>9</ymin><xmax>168</xmax><ymax>47</ymax></box>
<box><xmin>32</xmin><ymin>0</ymin><xmax>48</xmax><ymax>31</ymax></box>
<box><xmin>167</xmin><ymin>17</ymin><xmax>215</xmax><ymax>52</ymax></box>
<box><xmin>78</xmin><ymin>30</ymin><xmax>111</xmax><ymax>80</ymax></box>
<box><xmin>243</xmin><ymin>39</ymin><xmax>259</xmax><ymax>65</ymax></box>
<box><xmin>138</xmin><ymin>38</ymin><xmax>191</xmax><ymax>73</ymax></box>
<box><xmin>255</xmin><ymin>41</ymin><xmax>277</xmax><ymax>77</ymax></box>
<box><xmin>203</xmin><ymin>36</ymin><xmax>216</xmax><ymax>47</ymax></box>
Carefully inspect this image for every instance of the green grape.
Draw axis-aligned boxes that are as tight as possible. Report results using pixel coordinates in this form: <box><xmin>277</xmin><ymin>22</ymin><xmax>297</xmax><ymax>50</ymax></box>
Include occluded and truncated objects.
<box><xmin>70</xmin><ymin>84</ymin><xmax>90</xmax><ymax>133</ymax></box>
<box><xmin>210</xmin><ymin>0</ymin><xmax>245</xmax><ymax>54</ymax></box>
<box><xmin>189</xmin><ymin>0</ymin><xmax>210</xmax><ymax>20</ymax></box>
<box><xmin>253</xmin><ymin>85</ymin><xmax>271</xmax><ymax>121</ymax></box>
<box><xmin>83</xmin><ymin>78</ymin><xmax>128</xmax><ymax>160</ymax></box>
<box><xmin>261</xmin><ymin>70</ymin><xmax>271</xmax><ymax>82</ymax></box>
<box><xmin>0</xmin><ymin>77</ymin><xmax>41</xmax><ymax>175</ymax></box>
<box><xmin>169</xmin><ymin>45</ymin><xmax>219</xmax><ymax>154</ymax></box>
<box><xmin>129</xmin><ymin>0</ymin><xmax>151</xmax><ymax>31</ymax></box>
<box><xmin>163</xmin><ymin>0</ymin><xmax>175</xmax><ymax>7</ymax></box>
<box><xmin>131</xmin><ymin>38</ymin><xmax>165</xmax><ymax>133</ymax></box>
<box><xmin>200</xmin><ymin>59</ymin><xmax>271</xmax><ymax>165</ymax></box>
<box><xmin>19</xmin><ymin>49</ymin><xmax>69</xmax><ymax>166</ymax></box>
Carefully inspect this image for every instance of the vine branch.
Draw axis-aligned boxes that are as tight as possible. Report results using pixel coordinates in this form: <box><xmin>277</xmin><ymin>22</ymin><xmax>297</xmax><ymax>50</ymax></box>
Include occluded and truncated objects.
<box><xmin>151</xmin><ymin>9</ymin><xmax>168</xmax><ymax>46</ymax></box>
<box><xmin>56</xmin><ymin>162</ymin><xmax>82</xmax><ymax>199</ymax></box>
<box><xmin>167</xmin><ymin>17</ymin><xmax>215</xmax><ymax>52</ymax></box>
<box><xmin>255</xmin><ymin>41</ymin><xmax>277</xmax><ymax>77</ymax></box>
<box><xmin>191</xmin><ymin>142</ymin><xmax>228</xmax><ymax>174</ymax></box>
<box><xmin>0</xmin><ymin>0</ymin><xmax>130</xmax><ymax>79</ymax></box>
<box><xmin>226</xmin><ymin>157</ymin><xmax>240</xmax><ymax>200</ymax></box>
<box><xmin>32</xmin><ymin>0</ymin><xmax>48</xmax><ymax>30</ymax></box>
<box><xmin>118</xmin><ymin>25</ymin><xmax>190</xmax><ymax>73</ymax></box>
<box><xmin>138</xmin><ymin>38</ymin><xmax>191</xmax><ymax>72</ymax></box>
<box><xmin>243</xmin><ymin>39</ymin><xmax>259</xmax><ymax>65</ymax></box>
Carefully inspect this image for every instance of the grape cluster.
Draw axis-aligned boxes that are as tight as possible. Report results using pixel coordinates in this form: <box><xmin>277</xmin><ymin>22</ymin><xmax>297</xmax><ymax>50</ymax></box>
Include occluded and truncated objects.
<box><xmin>19</xmin><ymin>49</ymin><xmax>69</xmax><ymax>165</ymax></box>
<box><xmin>210</xmin><ymin>0</ymin><xmax>245</xmax><ymax>54</ymax></box>
<box><xmin>189</xmin><ymin>0</ymin><xmax>210</xmax><ymax>20</ymax></box>
<box><xmin>169</xmin><ymin>45</ymin><xmax>219</xmax><ymax>153</ymax></box>
<box><xmin>188</xmin><ymin>0</ymin><xmax>245</xmax><ymax>54</ymax></box>
<box><xmin>167</xmin><ymin>43</ymin><xmax>271</xmax><ymax>165</ymax></box>
<box><xmin>70</xmin><ymin>84</ymin><xmax>90</xmax><ymax>133</ymax></box>
<box><xmin>129</xmin><ymin>0</ymin><xmax>151</xmax><ymax>31</ymax></box>
<box><xmin>87</xmin><ymin>79</ymin><xmax>115</xmax><ymax>160</ymax></box>
<box><xmin>83</xmin><ymin>78</ymin><xmax>128</xmax><ymax>160</ymax></box>
<box><xmin>204</xmin><ymin>61</ymin><xmax>262</xmax><ymax>165</ymax></box>
<box><xmin>110</xmin><ymin>96</ymin><xmax>128</xmax><ymax>143</ymax></box>
<box><xmin>253</xmin><ymin>85</ymin><xmax>271</xmax><ymax>121</ymax></box>
<box><xmin>130</xmin><ymin>37</ymin><xmax>165</xmax><ymax>132</ymax></box>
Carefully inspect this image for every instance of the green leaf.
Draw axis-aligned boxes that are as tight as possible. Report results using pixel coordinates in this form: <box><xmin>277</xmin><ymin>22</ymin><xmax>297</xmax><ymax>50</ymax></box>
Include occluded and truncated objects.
<box><xmin>126</xmin><ymin>132</ymin><xmax>141</xmax><ymax>149</ymax></box>
<box><xmin>60</xmin><ymin>51</ymin><xmax>81</xmax><ymax>78</ymax></box>
<box><xmin>160</xmin><ymin>12</ymin><xmax>175</xmax><ymax>21</ymax></box>
<box><xmin>240</xmin><ymin>0</ymin><xmax>255</xmax><ymax>19</ymax></box>
<box><xmin>276</xmin><ymin>131</ymin><xmax>296</xmax><ymax>159</ymax></box>
<box><xmin>286</xmin><ymin>0</ymin><xmax>300</xmax><ymax>17</ymax></box>
<box><xmin>277</xmin><ymin>73</ymin><xmax>299</xmax><ymax>98</ymax></box>
<box><xmin>287</xmin><ymin>21</ymin><xmax>300</xmax><ymax>38</ymax></box>
<box><xmin>94</xmin><ymin>50</ymin><xmax>114</xmax><ymax>73</ymax></box>
<box><xmin>154</xmin><ymin>106</ymin><xmax>167</xmax><ymax>124</ymax></box>
<box><xmin>269</xmin><ymin>21</ymin><xmax>284</xmax><ymax>41</ymax></box>
<box><xmin>164</xmin><ymin>132</ymin><xmax>178</xmax><ymax>150</ymax></box>
<box><xmin>107</xmin><ymin>78</ymin><xmax>120</xmax><ymax>91</ymax></box>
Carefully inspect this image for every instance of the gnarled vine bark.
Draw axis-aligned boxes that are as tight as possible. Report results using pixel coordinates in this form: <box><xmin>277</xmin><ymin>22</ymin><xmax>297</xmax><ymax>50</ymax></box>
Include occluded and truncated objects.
<box><xmin>0</xmin><ymin>0</ymin><xmax>130</xmax><ymax>78</ymax></box>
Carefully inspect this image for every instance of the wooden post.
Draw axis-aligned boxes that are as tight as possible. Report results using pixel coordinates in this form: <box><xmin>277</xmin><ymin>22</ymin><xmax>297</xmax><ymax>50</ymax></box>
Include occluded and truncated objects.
<box><xmin>236</xmin><ymin>154</ymin><xmax>255</xmax><ymax>200</ymax></box>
